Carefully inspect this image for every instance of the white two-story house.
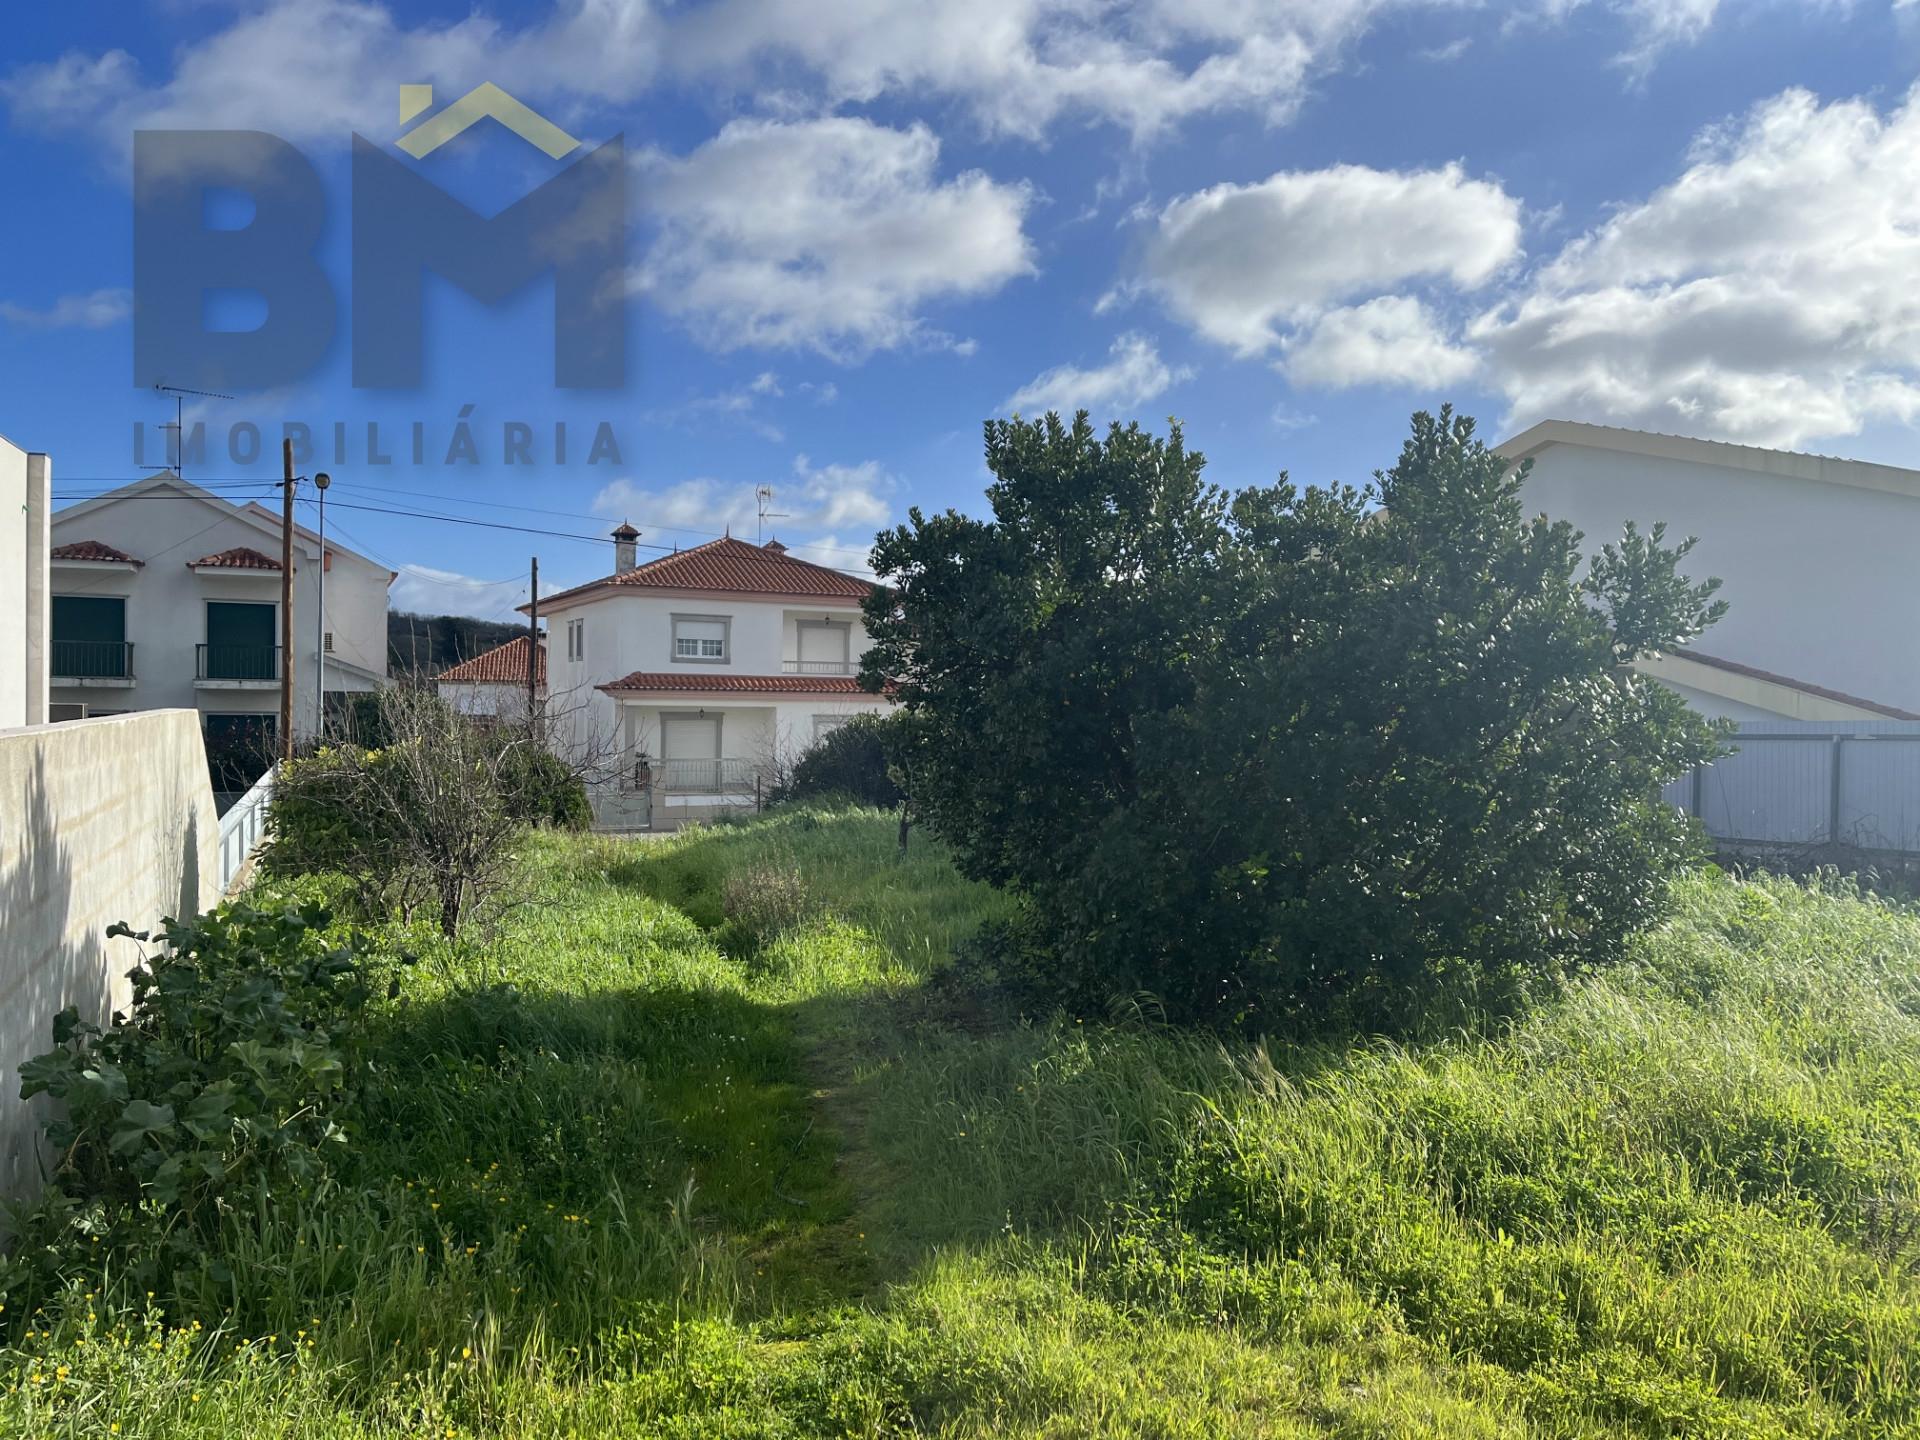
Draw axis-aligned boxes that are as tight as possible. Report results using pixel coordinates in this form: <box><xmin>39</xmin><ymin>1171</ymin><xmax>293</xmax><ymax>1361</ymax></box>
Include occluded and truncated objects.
<box><xmin>48</xmin><ymin>474</ymin><xmax>393</xmax><ymax>790</ymax></box>
<box><xmin>1497</xmin><ymin>422</ymin><xmax>1920</xmax><ymax>722</ymax></box>
<box><xmin>525</xmin><ymin>525</ymin><xmax>893</xmax><ymax>829</ymax></box>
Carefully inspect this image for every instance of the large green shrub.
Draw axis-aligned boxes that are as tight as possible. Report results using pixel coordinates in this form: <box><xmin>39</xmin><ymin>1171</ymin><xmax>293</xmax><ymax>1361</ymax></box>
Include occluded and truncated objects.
<box><xmin>773</xmin><ymin>713</ymin><xmax>904</xmax><ymax>810</ymax></box>
<box><xmin>863</xmin><ymin>407</ymin><xmax>1730</xmax><ymax>1027</ymax></box>
<box><xmin>503</xmin><ymin>742</ymin><xmax>594</xmax><ymax>831</ymax></box>
<box><xmin>2</xmin><ymin>902</ymin><xmax>391</xmax><ymax>1303</ymax></box>
<box><xmin>261</xmin><ymin>744</ymin><xmax>404</xmax><ymax>897</ymax></box>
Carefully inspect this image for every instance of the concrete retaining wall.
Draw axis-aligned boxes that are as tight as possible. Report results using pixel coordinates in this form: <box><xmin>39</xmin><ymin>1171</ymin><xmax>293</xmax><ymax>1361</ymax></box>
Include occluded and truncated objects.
<box><xmin>0</xmin><ymin>710</ymin><xmax>219</xmax><ymax>1202</ymax></box>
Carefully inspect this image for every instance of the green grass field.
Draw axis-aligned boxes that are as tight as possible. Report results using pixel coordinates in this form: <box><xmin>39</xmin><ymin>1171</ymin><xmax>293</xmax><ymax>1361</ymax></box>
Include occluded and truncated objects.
<box><xmin>4</xmin><ymin>807</ymin><xmax>1919</xmax><ymax>1436</ymax></box>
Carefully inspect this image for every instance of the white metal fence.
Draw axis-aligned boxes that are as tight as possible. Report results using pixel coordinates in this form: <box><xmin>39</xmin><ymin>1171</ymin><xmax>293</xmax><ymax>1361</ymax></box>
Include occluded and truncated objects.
<box><xmin>216</xmin><ymin>762</ymin><xmax>277</xmax><ymax>892</ymax></box>
<box><xmin>1663</xmin><ymin>721</ymin><xmax>1920</xmax><ymax>856</ymax></box>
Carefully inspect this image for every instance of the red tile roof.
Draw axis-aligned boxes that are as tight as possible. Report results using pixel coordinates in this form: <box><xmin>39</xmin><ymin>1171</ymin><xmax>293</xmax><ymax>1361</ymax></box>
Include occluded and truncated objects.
<box><xmin>51</xmin><ymin>539</ymin><xmax>142</xmax><ymax>565</ymax></box>
<box><xmin>189</xmin><ymin>545</ymin><xmax>282</xmax><ymax>571</ymax></box>
<box><xmin>437</xmin><ymin>636</ymin><xmax>546</xmax><ymax>686</ymax></box>
<box><xmin>533</xmin><ymin>536</ymin><xmax>872</xmax><ymax>610</ymax></box>
<box><xmin>599</xmin><ymin>672</ymin><xmax>880</xmax><ymax>696</ymax></box>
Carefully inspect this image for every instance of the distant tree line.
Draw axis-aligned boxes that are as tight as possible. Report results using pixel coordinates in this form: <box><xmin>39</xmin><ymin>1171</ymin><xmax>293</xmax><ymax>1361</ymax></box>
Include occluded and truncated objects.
<box><xmin>388</xmin><ymin>611</ymin><xmax>529</xmax><ymax>679</ymax></box>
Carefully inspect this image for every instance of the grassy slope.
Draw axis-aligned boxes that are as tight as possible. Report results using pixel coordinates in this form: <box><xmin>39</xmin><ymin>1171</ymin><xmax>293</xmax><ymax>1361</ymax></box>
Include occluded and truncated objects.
<box><xmin>3</xmin><ymin>809</ymin><xmax>1919</xmax><ymax>1437</ymax></box>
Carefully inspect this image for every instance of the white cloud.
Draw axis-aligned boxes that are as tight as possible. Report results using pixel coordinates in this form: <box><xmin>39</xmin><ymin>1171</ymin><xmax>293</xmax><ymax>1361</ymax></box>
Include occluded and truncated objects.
<box><xmin>791</xmin><ymin>455</ymin><xmax>893</xmax><ymax>529</ymax></box>
<box><xmin>673</xmin><ymin>1</ymin><xmax>1738</xmax><ymax>141</ymax></box>
<box><xmin>590</xmin><ymin>455</ymin><xmax>893</xmax><ymax>551</ymax></box>
<box><xmin>672</xmin><ymin>0</ymin><xmax>1422</xmax><ymax>142</ymax></box>
<box><xmin>1132</xmin><ymin>162</ymin><xmax>1522</xmax><ymax>355</ymax></box>
<box><xmin>591</xmin><ymin>476</ymin><xmax>759</xmax><ymax>534</ymax></box>
<box><xmin>1007</xmin><ymin>333</ymin><xmax>1189</xmax><ymax>414</ymax></box>
<box><xmin>1281</xmin><ymin>295</ymin><xmax>1478</xmax><ymax>388</ymax></box>
<box><xmin>390</xmin><ymin>564</ymin><xmax>539</xmax><ymax>622</ymax></box>
<box><xmin>1611</xmin><ymin>0</ymin><xmax>1721</xmax><ymax>73</ymax></box>
<box><xmin>0</xmin><ymin>0</ymin><xmax>658</xmax><ymax>159</ymax></box>
<box><xmin>1527</xmin><ymin>0</ymin><xmax>1722</xmax><ymax>76</ymax></box>
<box><xmin>634</xmin><ymin>117</ymin><xmax>1034</xmax><ymax>358</ymax></box>
<box><xmin>0</xmin><ymin>287</ymin><xmax>131</xmax><ymax>329</ymax></box>
<box><xmin>1472</xmin><ymin>83</ymin><xmax>1920</xmax><ymax>446</ymax></box>
<box><xmin>2</xmin><ymin>0</ymin><xmax>1751</xmax><ymax>170</ymax></box>
<box><xmin>662</xmin><ymin>371</ymin><xmax>790</xmax><ymax>440</ymax></box>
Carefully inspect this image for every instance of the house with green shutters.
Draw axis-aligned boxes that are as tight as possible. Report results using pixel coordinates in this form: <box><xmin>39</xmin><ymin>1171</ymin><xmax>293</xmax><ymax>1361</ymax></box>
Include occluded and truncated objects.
<box><xmin>48</xmin><ymin>475</ymin><xmax>393</xmax><ymax>789</ymax></box>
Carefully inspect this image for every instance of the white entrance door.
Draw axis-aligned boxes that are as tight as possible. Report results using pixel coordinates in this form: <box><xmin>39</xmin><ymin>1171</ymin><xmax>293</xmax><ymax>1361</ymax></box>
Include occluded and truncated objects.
<box><xmin>661</xmin><ymin>713</ymin><xmax>722</xmax><ymax>790</ymax></box>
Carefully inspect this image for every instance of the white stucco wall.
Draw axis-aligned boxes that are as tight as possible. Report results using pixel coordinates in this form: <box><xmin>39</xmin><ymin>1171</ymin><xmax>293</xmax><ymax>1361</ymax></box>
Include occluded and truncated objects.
<box><xmin>0</xmin><ymin>710</ymin><xmax>220</xmax><ymax>1204</ymax></box>
<box><xmin>1656</xmin><ymin>680</ymin><xmax>1792</xmax><ymax>725</ymax></box>
<box><xmin>48</xmin><ymin>481</ymin><xmax>389</xmax><ymax>738</ymax></box>
<box><xmin>1513</xmin><ymin>440</ymin><xmax>1920</xmax><ymax>714</ymax></box>
<box><xmin>1</xmin><ymin>436</ymin><xmax>50</xmax><ymax>729</ymax></box>
<box><xmin>538</xmin><ymin>589</ymin><xmax>885</xmax><ymax>790</ymax></box>
<box><xmin>616</xmin><ymin>696</ymin><xmax>891</xmax><ymax>767</ymax></box>
<box><xmin>439</xmin><ymin>680</ymin><xmax>538</xmax><ymax>718</ymax></box>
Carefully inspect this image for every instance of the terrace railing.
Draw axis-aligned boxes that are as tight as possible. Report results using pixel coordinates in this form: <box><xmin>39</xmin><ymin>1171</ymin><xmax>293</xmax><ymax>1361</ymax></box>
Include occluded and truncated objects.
<box><xmin>197</xmin><ymin>644</ymin><xmax>281</xmax><ymax>681</ymax></box>
<box><xmin>51</xmin><ymin>639</ymin><xmax>133</xmax><ymax>679</ymax></box>
<box><xmin>653</xmin><ymin>757</ymin><xmax>765</xmax><ymax>793</ymax></box>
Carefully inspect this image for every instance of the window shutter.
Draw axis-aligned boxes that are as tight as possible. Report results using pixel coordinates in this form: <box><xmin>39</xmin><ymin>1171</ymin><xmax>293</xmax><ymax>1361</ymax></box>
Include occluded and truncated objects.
<box><xmin>798</xmin><ymin>623</ymin><xmax>848</xmax><ymax>664</ymax></box>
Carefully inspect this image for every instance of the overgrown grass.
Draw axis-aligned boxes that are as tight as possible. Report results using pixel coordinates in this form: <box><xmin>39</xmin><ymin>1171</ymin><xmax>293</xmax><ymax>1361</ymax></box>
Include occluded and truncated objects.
<box><xmin>4</xmin><ymin>805</ymin><xmax>1918</xmax><ymax>1435</ymax></box>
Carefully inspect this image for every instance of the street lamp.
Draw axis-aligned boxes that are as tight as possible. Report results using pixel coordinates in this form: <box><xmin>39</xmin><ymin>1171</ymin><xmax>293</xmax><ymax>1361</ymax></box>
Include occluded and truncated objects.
<box><xmin>313</xmin><ymin>471</ymin><xmax>331</xmax><ymax>739</ymax></box>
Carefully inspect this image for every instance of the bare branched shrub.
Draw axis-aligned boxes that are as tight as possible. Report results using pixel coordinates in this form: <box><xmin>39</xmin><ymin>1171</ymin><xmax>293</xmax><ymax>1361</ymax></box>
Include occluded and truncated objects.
<box><xmin>265</xmin><ymin>687</ymin><xmax>605</xmax><ymax>937</ymax></box>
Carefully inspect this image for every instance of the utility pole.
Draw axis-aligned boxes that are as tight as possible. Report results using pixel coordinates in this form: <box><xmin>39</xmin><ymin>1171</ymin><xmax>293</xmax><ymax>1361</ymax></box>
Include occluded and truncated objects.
<box><xmin>527</xmin><ymin>556</ymin><xmax>540</xmax><ymax>718</ymax></box>
<box><xmin>280</xmin><ymin>439</ymin><xmax>295</xmax><ymax>760</ymax></box>
<box><xmin>314</xmin><ymin>471</ymin><xmax>331</xmax><ymax>740</ymax></box>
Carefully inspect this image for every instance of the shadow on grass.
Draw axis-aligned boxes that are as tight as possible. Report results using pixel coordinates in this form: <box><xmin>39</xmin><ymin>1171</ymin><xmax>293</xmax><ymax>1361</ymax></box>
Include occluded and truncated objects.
<box><xmin>355</xmin><ymin>979</ymin><xmax>876</xmax><ymax>1327</ymax></box>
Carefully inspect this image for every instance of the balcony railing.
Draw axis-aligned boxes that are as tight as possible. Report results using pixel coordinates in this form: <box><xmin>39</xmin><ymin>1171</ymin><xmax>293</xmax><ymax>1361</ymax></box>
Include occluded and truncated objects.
<box><xmin>197</xmin><ymin>643</ymin><xmax>281</xmax><ymax>681</ymax></box>
<box><xmin>650</xmin><ymin>757</ymin><xmax>765</xmax><ymax>793</ymax></box>
<box><xmin>781</xmin><ymin>659</ymin><xmax>857</xmax><ymax>675</ymax></box>
<box><xmin>51</xmin><ymin>639</ymin><xmax>133</xmax><ymax>679</ymax></box>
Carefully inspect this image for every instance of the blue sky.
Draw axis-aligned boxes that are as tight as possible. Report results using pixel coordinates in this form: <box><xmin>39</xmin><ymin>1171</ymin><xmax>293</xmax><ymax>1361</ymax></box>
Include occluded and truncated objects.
<box><xmin>4</xmin><ymin>0</ymin><xmax>1920</xmax><ymax>618</ymax></box>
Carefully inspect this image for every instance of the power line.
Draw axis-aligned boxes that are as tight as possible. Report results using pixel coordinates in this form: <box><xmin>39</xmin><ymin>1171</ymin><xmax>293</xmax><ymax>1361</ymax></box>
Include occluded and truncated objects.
<box><xmin>314</xmin><ymin>497</ymin><xmax>673</xmax><ymax>550</ymax></box>
<box><xmin>53</xmin><ymin>474</ymin><xmax>881</xmax><ymax>564</ymax></box>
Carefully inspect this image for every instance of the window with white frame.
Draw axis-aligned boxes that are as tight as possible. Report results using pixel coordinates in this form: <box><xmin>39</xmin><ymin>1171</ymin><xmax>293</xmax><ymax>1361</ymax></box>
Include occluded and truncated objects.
<box><xmin>566</xmin><ymin>618</ymin><xmax>585</xmax><ymax>662</ymax></box>
<box><xmin>671</xmin><ymin>614</ymin><xmax>729</xmax><ymax>663</ymax></box>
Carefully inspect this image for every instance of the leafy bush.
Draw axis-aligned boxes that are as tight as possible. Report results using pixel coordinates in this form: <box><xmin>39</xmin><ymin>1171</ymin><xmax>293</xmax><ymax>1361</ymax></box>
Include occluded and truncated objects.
<box><xmin>773</xmin><ymin>713</ymin><xmax>903</xmax><ymax>810</ymax></box>
<box><xmin>503</xmin><ymin>743</ymin><xmax>594</xmax><ymax>831</ymax></box>
<box><xmin>2</xmin><ymin>902</ymin><xmax>391</xmax><ymax>1304</ymax></box>
<box><xmin>261</xmin><ymin>744</ymin><xmax>404</xmax><ymax>898</ymax></box>
<box><xmin>863</xmin><ymin>408</ymin><xmax>1729</xmax><ymax>1027</ymax></box>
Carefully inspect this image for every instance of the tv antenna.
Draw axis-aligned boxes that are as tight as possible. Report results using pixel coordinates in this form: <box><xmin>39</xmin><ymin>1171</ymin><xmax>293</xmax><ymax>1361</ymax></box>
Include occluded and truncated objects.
<box><xmin>149</xmin><ymin>382</ymin><xmax>234</xmax><ymax>481</ymax></box>
<box><xmin>755</xmin><ymin>484</ymin><xmax>789</xmax><ymax>544</ymax></box>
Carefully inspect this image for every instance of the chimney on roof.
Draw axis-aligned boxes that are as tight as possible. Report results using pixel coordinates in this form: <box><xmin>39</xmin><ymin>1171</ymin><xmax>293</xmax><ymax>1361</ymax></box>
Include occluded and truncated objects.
<box><xmin>763</xmin><ymin>538</ymin><xmax>788</xmax><ymax>554</ymax></box>
<box><xmin>611</xmin><ymin>521</ymin><xmax>640</xmax><ymax>574</ymax></box>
